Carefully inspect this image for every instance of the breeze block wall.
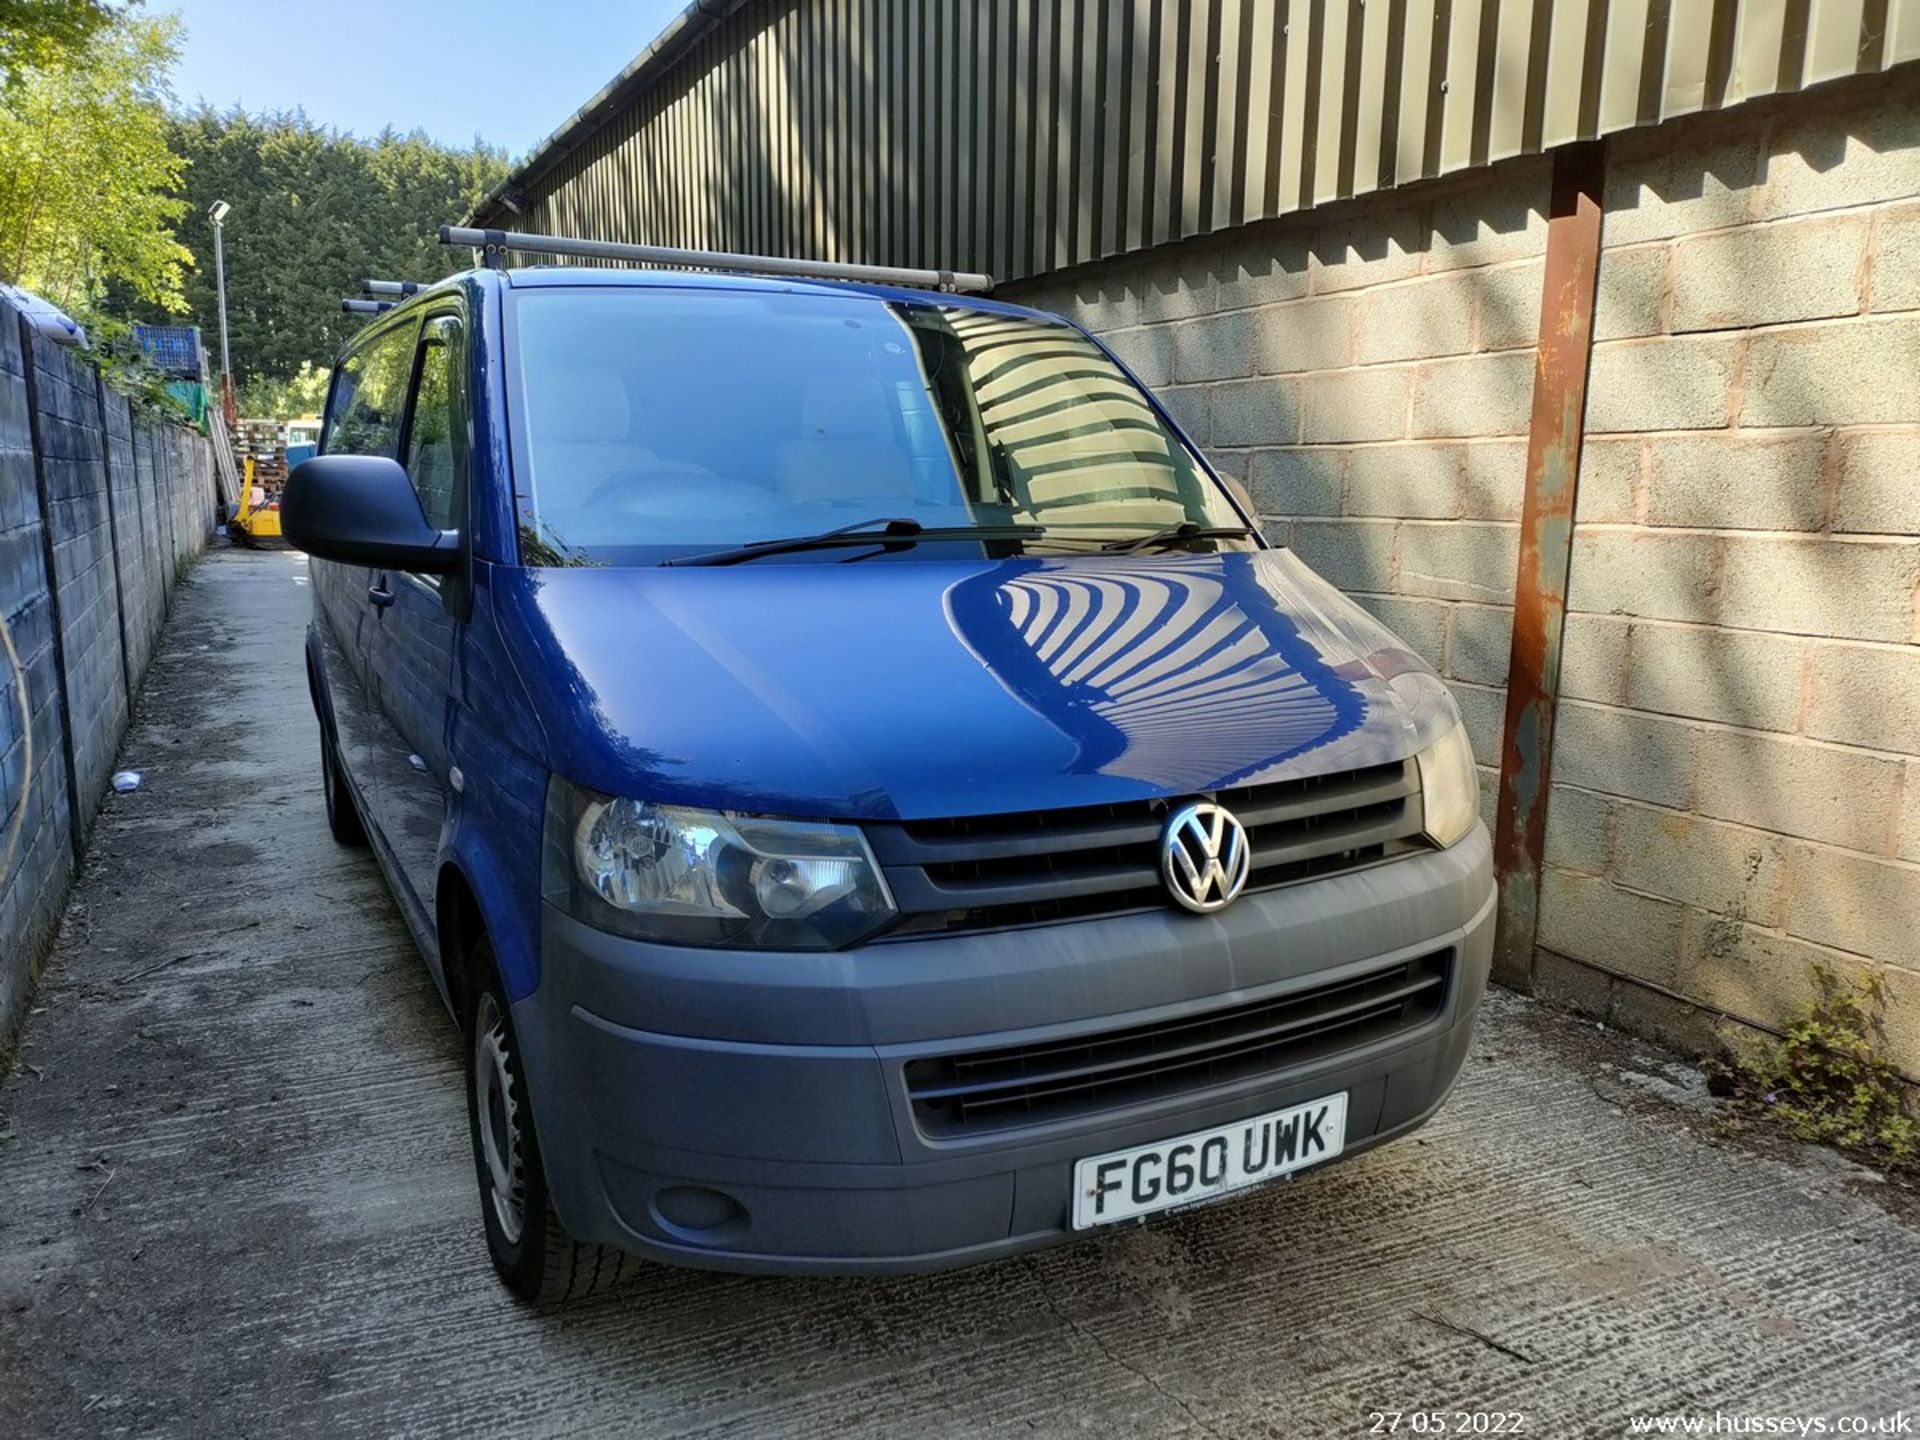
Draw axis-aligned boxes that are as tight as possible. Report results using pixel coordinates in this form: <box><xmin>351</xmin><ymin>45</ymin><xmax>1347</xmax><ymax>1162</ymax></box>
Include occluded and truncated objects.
<box><xmin>29</xmin><ymin>330</ymin><xmax>132</xmax><ymax>830</ymax></box>
<box><xmin>1533</xmin><ymin>69</ymin><xmax>1920</xmax><ymax>1079</ymax></box>
<box><xmin>1006</xmin><ymin>64</ymin><xmax>1920</xmax><ymax>1082</ymax></box>
<box><xmin>0</xmin><ymin>319</ymin><xmax>215</xmax><ymax>1050</ymax></box>
<box><xmin>0</xmin><ymin>318</ymin><xmax>76</xmax><ymax>1045</ymax></box>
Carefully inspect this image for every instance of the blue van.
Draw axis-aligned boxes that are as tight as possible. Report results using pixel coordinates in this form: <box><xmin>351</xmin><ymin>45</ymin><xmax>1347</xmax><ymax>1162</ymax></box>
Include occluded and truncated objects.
<box><xmin>285</xmin><ymin>257</ymin><xmax>1494</xmax><ymax>1305</ymax></box>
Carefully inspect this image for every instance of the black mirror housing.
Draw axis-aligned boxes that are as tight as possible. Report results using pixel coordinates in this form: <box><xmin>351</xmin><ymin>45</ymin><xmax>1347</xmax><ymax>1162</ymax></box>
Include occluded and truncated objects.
<box><xmin>282</xmin><ymin>454</ymin><xmax>459</xmax><ymax>573</ymax></box>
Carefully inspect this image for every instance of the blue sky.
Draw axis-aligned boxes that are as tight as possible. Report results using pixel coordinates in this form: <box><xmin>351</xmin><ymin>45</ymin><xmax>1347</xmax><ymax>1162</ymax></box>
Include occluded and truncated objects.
<box><xmin>161</xmin><ymin>0</ymin><xmax>690</xmax><ymax>158</ymax></box>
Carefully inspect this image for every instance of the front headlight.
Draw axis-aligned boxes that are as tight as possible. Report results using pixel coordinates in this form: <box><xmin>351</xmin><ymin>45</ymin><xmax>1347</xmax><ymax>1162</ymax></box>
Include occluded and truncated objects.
<box><xmin>1415</xmin><ymin>720</ymin><xmax>1480</xmax><ymax>849</ymax></box>
<box><xmin>543</xmin><ymin>777</ymin><xmax>896</xmax><ymax>950</ymax></box>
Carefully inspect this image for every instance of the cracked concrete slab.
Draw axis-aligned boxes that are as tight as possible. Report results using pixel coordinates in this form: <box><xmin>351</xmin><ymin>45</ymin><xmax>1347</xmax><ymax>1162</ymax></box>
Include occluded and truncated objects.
<box><xmin>1</xmin><ymin>548</ymin><xmax>1916</xmax><ymax>1437</ymax></box>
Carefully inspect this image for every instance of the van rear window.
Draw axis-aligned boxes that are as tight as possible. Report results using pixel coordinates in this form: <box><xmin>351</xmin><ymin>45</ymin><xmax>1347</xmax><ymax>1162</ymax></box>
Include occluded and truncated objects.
<box><xmin>506</xmin><ymin>289</ymin><xmax>1247</xmax><ymax>566</ymax></box>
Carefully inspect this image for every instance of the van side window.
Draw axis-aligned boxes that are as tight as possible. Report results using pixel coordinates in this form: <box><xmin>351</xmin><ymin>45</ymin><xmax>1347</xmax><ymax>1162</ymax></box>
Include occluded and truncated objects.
<box><xmin>404</xmin><ymin>315</ymin><xmax>464</xmax><ymax>530</ymax></box>
<box><xmin>325</xmin><ymin>322</ymin><xmax>417</xmax><ymax>458</ymax></box>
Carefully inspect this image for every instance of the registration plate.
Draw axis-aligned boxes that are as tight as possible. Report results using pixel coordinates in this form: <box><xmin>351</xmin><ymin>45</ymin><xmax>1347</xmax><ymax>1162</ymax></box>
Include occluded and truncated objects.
<box><xmin>1071</xmin><ymin>1092</ymin><xmax>1348</xmax><ymax>1229</ymax></box>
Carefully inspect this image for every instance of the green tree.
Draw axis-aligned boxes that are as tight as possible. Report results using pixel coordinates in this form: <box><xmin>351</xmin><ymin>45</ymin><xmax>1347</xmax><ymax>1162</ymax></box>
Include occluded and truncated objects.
<box><xmin>0</xmin><ymin>0</ymin><xmax>117</xmax><ymax>91</ymax></box>
<box><xmin>236</xmin><ymin>358</ymin><xmax>331</xmax><ymax>419</ymax></box>
<box><xmin>160</xmin><ymin>108</ymin><xmax>507</xmax><ymax>387</ymax></box>
<box><xmin>0</xmin><ymin>9</ymin><xmax>191</xmax><ymax>313</ymax></box>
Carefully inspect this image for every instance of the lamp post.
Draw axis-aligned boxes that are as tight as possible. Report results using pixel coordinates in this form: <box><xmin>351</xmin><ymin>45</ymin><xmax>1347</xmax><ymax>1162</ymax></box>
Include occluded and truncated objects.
<box><xmin>208</xmin><ymin>199</ymin><xmax>234</xmax><ymax>426</ymax></box>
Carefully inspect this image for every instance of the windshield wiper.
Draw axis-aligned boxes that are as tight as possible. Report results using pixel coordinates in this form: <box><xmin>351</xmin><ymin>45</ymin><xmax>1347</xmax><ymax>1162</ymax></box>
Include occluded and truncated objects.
<box><xmin>662</xmin><ymin>518</ymin><xmax>1048</xmax><ymax>567</ymax></box>
<box><xmin>662</xmin><ymin>517</ymin><xmax>923</xmax><ymax>567</ymax></box>
<box><xmin>1099</xmin><ymin>521</ymin><xmax>1253</xmax><ymax>554</ymax></box>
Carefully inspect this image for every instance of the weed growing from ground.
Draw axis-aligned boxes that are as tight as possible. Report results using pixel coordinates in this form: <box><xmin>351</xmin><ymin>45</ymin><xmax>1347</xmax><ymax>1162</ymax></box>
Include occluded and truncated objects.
<box><xmin>1712</xmin><ymin>965</ymin><xmax>1916</xmax><ymax>1174</ymax></box>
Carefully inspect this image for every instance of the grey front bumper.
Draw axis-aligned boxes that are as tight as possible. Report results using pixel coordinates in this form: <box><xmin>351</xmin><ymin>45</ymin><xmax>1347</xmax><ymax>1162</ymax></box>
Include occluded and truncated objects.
<box><xmin>512</xmin><ymin>824</ymin><xmax>1496</xmax><ymax>1274</ymax></box>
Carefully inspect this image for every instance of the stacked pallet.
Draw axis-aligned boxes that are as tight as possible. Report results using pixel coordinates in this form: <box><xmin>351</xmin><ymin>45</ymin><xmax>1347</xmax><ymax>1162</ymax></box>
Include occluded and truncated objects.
<box><xmin>238</xmin><ymin>419</ymin><xmax>288</xmax><ymax>499</ymax></box>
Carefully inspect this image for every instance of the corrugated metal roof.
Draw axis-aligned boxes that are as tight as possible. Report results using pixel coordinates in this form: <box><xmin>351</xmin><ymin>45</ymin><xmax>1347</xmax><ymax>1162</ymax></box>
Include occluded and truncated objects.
<box><xmin>476</xmin><ymin>0</ymin><xmax>1920</xmax><ymax>284</ymax></box>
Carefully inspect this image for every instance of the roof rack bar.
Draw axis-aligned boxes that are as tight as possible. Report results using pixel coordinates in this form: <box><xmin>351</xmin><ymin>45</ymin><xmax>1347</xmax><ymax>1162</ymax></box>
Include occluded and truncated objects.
<box><xmin>341</xmin><ymin>299</ymin><xmax>395</xmax><ymax>314</ymax></box>
<box><xmin>362</xmin><ymin>279</ymin><xmax>428</xmax><ymax>296</ymax></box>
<box><xmin>438</xmin><ymin>224</ymin><xmax>993</xmax><ymax>294</ymax></box>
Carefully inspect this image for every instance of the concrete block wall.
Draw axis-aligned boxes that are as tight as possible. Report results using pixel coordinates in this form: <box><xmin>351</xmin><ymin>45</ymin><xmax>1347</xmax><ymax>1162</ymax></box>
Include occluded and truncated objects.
<box><xmin>0</xmin><ymin>319</ymin><xmax>76</xmax><ymax>1040</ymax></box>
<box><xmin>28</xmin><ymin>332</ymin><xmax>131</xmax><ymax>831</ymax></box>
<box><xmin>1008</xmin><ymin>65</ymin><xmax>1920</xmax><ymax>1082</ymax></box>
<box><xmin>1535</xmin><ymin>71</ymin><xmax>1920</xmax><ymax>1078</ymax></box>
<box><xmin>102</xmin><ymin>384</ymin><xmax>159</xmax><ymax>688</ymax></box>
<box><xmin>0</xmin><ymin>318</ymin><xmax>214</xmax><ymax>1048</ymax></box>
<box><xmin>131</xmin><ymin>424</ymin><xmax>168</xmax><ymax>645</ymax></box>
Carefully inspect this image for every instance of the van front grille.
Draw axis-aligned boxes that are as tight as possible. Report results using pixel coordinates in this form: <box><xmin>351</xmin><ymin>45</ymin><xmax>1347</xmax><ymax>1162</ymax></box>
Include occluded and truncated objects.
<box><xmin>867</xmin><ymin>759</ymin><xmax>1427</xmax><ymax>936</ymax></box>
<box><xmin>902</xmin><ymin>950</ymin><xmax>1452</xmax><ymax>1136</ymax></box>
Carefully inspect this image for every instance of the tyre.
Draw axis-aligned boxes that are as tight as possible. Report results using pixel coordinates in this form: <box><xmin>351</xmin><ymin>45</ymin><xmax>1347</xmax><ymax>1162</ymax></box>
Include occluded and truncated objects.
<box><xmin>465</xmin><ymin>947</ymin><xmax>632</xmax><ymax>1306</ymax></box>
<box><xmin>321</xmin><ymin>728</ymin><xmax>367</xmax><ymax>846</ymax></box>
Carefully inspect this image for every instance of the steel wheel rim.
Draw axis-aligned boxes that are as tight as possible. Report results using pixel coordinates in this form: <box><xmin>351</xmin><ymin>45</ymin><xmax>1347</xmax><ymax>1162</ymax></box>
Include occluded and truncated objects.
<box><xmin>473</xmin><ymin>992</ymin><xmax>527</xmax><ymax>1245</ymax></box>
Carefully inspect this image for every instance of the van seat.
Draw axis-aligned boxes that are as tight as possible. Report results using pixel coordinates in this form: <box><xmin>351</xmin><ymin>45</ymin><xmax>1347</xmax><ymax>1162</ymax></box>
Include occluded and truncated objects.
<box><xmin>777</xmin><ymin>377</ymin><xmax>915</xmax><ymax>506</ymax></box>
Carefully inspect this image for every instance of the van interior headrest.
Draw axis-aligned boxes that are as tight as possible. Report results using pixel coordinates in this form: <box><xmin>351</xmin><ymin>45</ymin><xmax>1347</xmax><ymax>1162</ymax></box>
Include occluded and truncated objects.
<box><xmin>536</xmin><ymin>368</ymin><xmax>631</xmax><ymax>443</ymax></box>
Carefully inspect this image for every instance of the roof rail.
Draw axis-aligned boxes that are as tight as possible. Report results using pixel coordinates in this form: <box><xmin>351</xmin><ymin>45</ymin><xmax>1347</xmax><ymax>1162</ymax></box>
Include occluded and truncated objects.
<box><xmin>362</xmin><ymin>279</ymin><xmax>428</xmax><ymax>297</ymax></box>
<box><xmin>438</xmin><ymin>224</ymin><xmax>993</xmax><ymax>294</ymax></box>
<box><xmin>341</xmin><ymin>298</ymin><xmax>394</xmax><ymax>314</ymax></box>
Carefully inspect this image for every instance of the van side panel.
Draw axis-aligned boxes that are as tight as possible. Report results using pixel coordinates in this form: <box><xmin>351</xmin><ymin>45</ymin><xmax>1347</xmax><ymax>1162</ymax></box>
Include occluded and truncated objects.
<box><xmin>445</xmin><ymin>561</ymin><xmax>553</xmax><ymax>1003</ymax></box>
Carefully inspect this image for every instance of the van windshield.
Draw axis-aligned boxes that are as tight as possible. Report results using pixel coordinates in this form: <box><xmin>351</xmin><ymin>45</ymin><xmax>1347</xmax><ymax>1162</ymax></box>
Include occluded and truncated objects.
<box><xmin>507</xmin><ymin>287</ymin><xmax>1252</xmax><ymax>566</ymax></box>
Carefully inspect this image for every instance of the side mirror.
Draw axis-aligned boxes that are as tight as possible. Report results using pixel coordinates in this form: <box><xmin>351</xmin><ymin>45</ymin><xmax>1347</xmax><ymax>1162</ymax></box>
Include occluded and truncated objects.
<box><xmin>282</xmin><ymin>454</ymin><xmax>458</xmax><ymax>573</ymax></box>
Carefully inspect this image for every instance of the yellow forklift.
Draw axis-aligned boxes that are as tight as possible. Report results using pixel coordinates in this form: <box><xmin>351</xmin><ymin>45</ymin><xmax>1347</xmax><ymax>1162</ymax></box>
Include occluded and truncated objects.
<box><xmin>228</xmin><ymin>454</ymin><xmax>283</xmax><ymax>544</ymax></box>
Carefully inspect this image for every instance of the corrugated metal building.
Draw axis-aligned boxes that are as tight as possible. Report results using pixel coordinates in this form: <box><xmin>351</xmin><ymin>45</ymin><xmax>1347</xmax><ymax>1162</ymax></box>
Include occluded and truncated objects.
<box><xmin>470</xmin><ymin>2</ymin><xmax>1920</xmax><ymax>1082</ymax></box>
<box><xmin>473</xmin><ymin>0</ymin><xmax>1919</xmax><ymax>279</ymax></box>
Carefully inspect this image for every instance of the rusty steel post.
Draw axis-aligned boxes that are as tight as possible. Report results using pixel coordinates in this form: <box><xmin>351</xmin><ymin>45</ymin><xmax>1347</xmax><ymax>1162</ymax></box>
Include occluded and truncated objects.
<box><xmin>1490</xmin><ymin>142</ymin><xmax>1606</xmax><ymax>991</ymax></box>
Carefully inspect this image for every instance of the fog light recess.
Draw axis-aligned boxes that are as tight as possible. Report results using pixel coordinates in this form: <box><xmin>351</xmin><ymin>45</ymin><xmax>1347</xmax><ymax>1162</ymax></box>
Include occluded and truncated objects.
<box><xmin>650</xmin><ymin>1185</ymin><xmax>750</xmax><ymax>1243</ymax></box>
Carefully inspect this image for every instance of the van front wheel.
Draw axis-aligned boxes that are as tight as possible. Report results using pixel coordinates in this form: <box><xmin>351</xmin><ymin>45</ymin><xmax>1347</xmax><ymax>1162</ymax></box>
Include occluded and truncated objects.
<box><xmin>466</xmin><ymin>954</ymin><xmax>632</xmax><ymax>1306</ymax></box>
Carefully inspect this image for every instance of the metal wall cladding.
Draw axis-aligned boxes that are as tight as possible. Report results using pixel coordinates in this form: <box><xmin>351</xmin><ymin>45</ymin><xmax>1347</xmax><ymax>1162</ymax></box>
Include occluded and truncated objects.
<box><xmin>491</xmin><ymin>0</ymin><xmax>1920</xmax><ymax>285</ymax></box>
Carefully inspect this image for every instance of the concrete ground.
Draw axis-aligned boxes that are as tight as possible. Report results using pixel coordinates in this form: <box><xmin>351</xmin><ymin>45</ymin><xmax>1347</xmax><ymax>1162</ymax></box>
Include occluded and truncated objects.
<box><xmin>1</xmin><ymin>547</ymin><xmax>1917</xmax><ymax>1439</ymax></box>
